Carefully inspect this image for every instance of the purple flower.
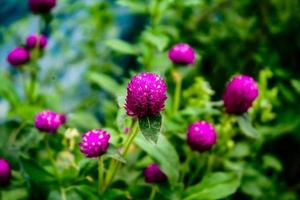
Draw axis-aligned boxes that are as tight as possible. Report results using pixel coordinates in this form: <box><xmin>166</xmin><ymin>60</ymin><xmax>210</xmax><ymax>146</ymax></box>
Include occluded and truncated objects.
<box><xmin>223</xmin><ymin>75</ymin><xmax>259</xmax><ymax>114</ymax></box>
<box><xmin>35</xmin><ymin>110</ymin><xmax>63</xmax><ymax>134</ymax></box>
<box><xmin>125</xmin><ymin>72</ymin><xmax>167</xmax><ymax>118</ymax></box>
<box><xmin>28</xmin><ymin>0</ymin><xmax>56</xmax><ymax>14</ymax></box>
<box><xmin>143</xmin><ymin>163</ymin><xmax>167</xmax><ymax>183</ymax></box>
<box><xmin>0</xmin><ymin>159</ymin><xmax>11</xmax><ymax>186</ymax></box>
<box><xmin>59</xmin><ymin>113</ymin><xmax>67</xmax><ymax>124</ymax></box>
<box><xmin>168</xmin><ymin>43</ymin><xmax>195</xmax><ymax>65</ymax></box>
<box><xmin>79</xmin><ymin>129</ymin><xmax>110</xmax><ymax>158</ymax></box>
<box><xmin>187</xmin><ymin>121</ymin><xmax>217</xmax><ymax>152</ymax></box>
<box><xmin>7</xmin><ymin>47</ymin><xmax>30</xmax><ymax>66</ymax></box>
<box><xmin>26</xmin><ymin>34</ymin><xmax>48</xmax><ymax>49</ymax></box>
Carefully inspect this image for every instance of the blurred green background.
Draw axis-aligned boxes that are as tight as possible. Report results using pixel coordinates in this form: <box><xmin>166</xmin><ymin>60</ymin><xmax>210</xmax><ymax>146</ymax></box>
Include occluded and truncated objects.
<box><xmin>1</xmin><ymin>0</ymin><xmax>300</xmax><ymax>199</ymax></box>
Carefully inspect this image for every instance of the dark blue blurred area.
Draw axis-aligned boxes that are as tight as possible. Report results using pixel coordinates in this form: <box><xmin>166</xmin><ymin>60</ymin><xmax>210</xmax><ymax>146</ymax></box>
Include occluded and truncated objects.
<box><xmin>0</xmin><ymin>0</ymin><xmax>29</xmax><ymax>26</ymax></box>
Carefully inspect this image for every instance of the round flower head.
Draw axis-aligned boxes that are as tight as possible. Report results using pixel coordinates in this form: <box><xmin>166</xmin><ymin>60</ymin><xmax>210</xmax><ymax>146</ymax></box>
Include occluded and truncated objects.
<box><xmin>79</xmin><ymin>129</ymin><xmax>110</xmax><ymax>158</ymax></box>
<box><xmin>28</xmin><ymin>0</ymin><xmax>56</xmax><ymax>14</ymax></box>
<box><xmin>223</xmin><ymin>75</ymin><xmax>259</xmax><ymax>114</ymax></box>
<box><xmin>35</xmin><ymin>110</ymin><xmax>62</xmax><ymax>134</ymax></box>
<box><xmin>26</xmin><ymin>34</ymin><xmax>48</xmax><ymax>49</ymax></box>
<box><xmin>7</xmin><ymin>47</ymin><xmax>30</xmax><ymax>66</ymax></box>
<box><xmin>143</xmin><ymin>163</ymin><xmax>167</xmax><ymax>183</ymax></box>
<box><xmin>168</xmin><ymin>43</ymin><xmax>195</xmax><ymax>65</ymax></box>
<box><xmin>125</xmin><ymin>72</ymin><xmax>167</xmax><ymax>118</ymax></box>
<box><xmin>187</xmin><ymin>121</ymin><xmax>217</xmax><ymax>152</ymax></box>
<box><xmin>0</xmin><ymin>159</ymin><xmax>11</xmax><ymax>186</ymax></box>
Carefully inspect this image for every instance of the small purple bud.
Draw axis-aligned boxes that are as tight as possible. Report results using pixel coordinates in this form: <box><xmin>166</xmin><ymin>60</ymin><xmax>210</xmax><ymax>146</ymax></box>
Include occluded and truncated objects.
<box><xmin>59</xmin><ymin>113</ymin><xmax>67</xmax><ymax>124</ymax></box>
<box><xmin>187</xmin><ymin>121</ymin><xmax>217</xmax><ymax>152</ymax></box>
<box><xmin>26</xmin><ymin>34</ymin><xmax>48</xmax><ymax>49</ymax></box>
<box><xmin>79</xmin><ymin>129</ymin><xmax>110</xmax><ymax>158</ymax></box>
<box><xmin>0</xmin><ymin>159</ymin><xmax>11</xmax><ymax>186</ymax></box>
<box><xmin>125</xmin><ymin>72</ymin><xmax>167</xmax><ymax>118</ymax></box>
<box><xmin>34</xmin><ymin>110</ymin><xmax>62</xmax><ymax>134</ymax></box>
<box><xmin>223</xmin><ymin>75</ymin><xmax>259</xmax><ymax>114</ymax></box>
<box><xmin>124</xmin><ymin>127</ymin><xmax>130</xmax><ymax>134</ymax></box>
<box><xmin>28</xmin><ymin>0</ymin><xmax>56</xmax><ymax>14</ymax></box>
<box><xmin>168</xmin><ymin>43</ymin><xmax>195</xmax><ymax>65</ymax></box>
<box><xmin>7</xmin><ymin>47</ymin><xmax>30</xmax><ymax>66</ymax></box>
<box><xmin>143</xmin><ymin>163</ymin><xmax>167</xmax><ymax>183</ymax></box>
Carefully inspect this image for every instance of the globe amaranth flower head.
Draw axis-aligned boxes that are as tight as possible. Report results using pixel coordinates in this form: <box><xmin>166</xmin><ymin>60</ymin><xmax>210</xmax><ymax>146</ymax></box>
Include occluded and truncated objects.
<box><xmin>0</xmin><ymin>159</ymin><xmax>11</xmax><ymax>186</ymax></box>
<box><xmin>26</xmin><ymin>34</ymin><xmax>48</xmax><ymax>49</ymax></box>
<box><xmin>125</xmin><ymin>72</ymin><xmax>167</xmax><ymax>118</ymax></box>
<box><xmin>35</xmin><ymin>110</ymin><xmax>64</xmax><ymax>134</ymax></box>
<box><xmin>168</xmin><ymin>43</ymin><xmax>196</xmax><ymax>65</ymax></box>
<box><xmin>79</xmin><ymin>129</ymin><xmax>110</xmax><ymax>158</ymax></box>
<box><xmin>187</xmin><ymin>121</ymin><xmax>217</xmax><ymax>152</ymax></box>
<box><xmin>7</xmin><ymin>47</ymin><xmax>30</xmax><ymax>66</ymax></box>
<box><xmin>28</xmin><ymin>0</ymin><xmax>56</xmax><ymax>14</ymax></box>
<box><xmin>223</xmin><ymin>75</ymin><xmax>259</xmax><ymax>114</ymax></box>
<box><xmin>143</xmin><ymin>163</ymin><xmax>167</xmax><ymax>183</ymax></box>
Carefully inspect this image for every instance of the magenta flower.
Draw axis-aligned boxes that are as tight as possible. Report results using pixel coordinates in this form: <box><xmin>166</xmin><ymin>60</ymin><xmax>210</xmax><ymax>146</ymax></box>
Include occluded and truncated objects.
<box><xmin>187</xmin><ymin>121</ymin><xmax>217</xmax><ymax>152</ymax></box>
<box><xmin>79</xmin><ymin>129</ymin><xmax>110</xmax><ymax>158</ymax></box>
<box><xmin>59</xmin><ymin>113</ymin><xmax>67</xmax><ymax>124</ymax></box>
<box><xmin>7</xmin><ymin>47</ymin><xmax>30</xmax><ymax>66</ymax></box>
<box><xmin>223</xmin><ymin>75</ymin><xmax>259</xmax><ymax>114</ymax></box>
<box><xmin>35</xmin><ymin>110</ymin><xmax>63</xmax><ymax>134</ymax></box>
<box><xmin>28</xmin><ymin>0</ymin><xmax>56</xmax><ymax>14</ymax></box>
<box><xmin>143</xmin><ymin>163</ymin><xmax>167</xmax><ymax>183</ymax></box>
<box><xmin>125</xmin><ymin>72</ymin><xmax>167</xmax><ymax>118</ymax></box>
<box><xmin>26</xmin><ymin>34</ymin><xmax>48</xmax><ymax>49</ymax></box>
<box><xmin>168</xmin><ymin>43</ymin><xmax>195</xmax><ymax>65</ymax></box>
<box><xmin>0</xmin><ymin>159</ymin><xmax>11</xmax><ymax>186</ymax></box>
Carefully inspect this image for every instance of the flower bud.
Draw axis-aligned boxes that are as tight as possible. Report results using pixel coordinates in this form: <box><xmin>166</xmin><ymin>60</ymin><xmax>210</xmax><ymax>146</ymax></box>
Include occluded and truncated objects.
<box><xmin>35</xmin><ymin>110</ymin><xmax>62</xmax><ymax>134</ymax></box>
<box><xmin>28</xmin><ymin>0</ymin><xmax>56</xmax><ymax>14</ymax></box>
<box><xmin>0</xmin><ymin>159</ymin><xmax>11</xmax><ymax>186</ymax></box>
<box><xmin>125</xmin><ymin>72</ymin><xmax>167</xmax><ymax>118</ymax></box>
<box><xmin>168</xmin><ymin>43</ymin><xmax>195</xmax><ymax>65</ymax></box>
<box><xmin>143</xmin><ymin>163</ymin><xmax>167</xmax><ymax>183</ymax></box>
<box><xmin>223</xmin><ymin>75</ymin><xmax>259</xmax><ymax>114</ymax></box>
<box><xmin>7</xmin><ymin>47</ymin><xmax>30</xmax><ymax>66</ymax></box>
<box><xmin>187</xmin><ymin>121</ymin><xmax>217</xmax><ymax>152</ymax></box>
<box><xmin>79</xmin><ymin>129</ymin><xmax>110</xmax><ymax>158</ymax></box>
<box><xmin>26</xmin><ymin>34</ymin><xmax>48</xmax><ymax>49</ymax></box>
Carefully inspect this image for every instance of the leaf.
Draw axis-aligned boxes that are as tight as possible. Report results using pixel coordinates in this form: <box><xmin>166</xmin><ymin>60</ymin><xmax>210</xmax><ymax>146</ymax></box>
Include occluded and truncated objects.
<box><xmin>68</xmin><ymin>112</ymin><xmax>101</xmax><ymax>130</ymax></box>
<box><xmin>104</xmin><ymin>145</ymin><xmax>126</xmax><ymax>163</ymax></box>
<box><xmin>20</xmin><ymin>156</ymin><xmax>55</xmax><ymax>183</ymax></box>
<box><xmin>86</xmin><ymin>72</ymin><xmax>121</xmax><ymax>96</ymax></box>
<box><xmin>142</xmin><ymin>31</ymin><xmax>169</xmax><ymax>51</ymax></box>
<box><xmin>78</xmin><ymin>158</ymin><xmax>98</xmax><ymax>177</ymax></box>
<box><xmin>184</xmin><ymin>172</ymin><xmax>241</xmax><ymax>200</ymax></box>
<box><xmin>117</xmin><ymin>0</ymin><xmax>147</xmax><ymax>13</ymax></box>
<box><xmin>237</xmin><ymin>114</ymin><xmax>258</xmax><ymax>139</ymax></box>
<box><xmin>105</xmin><ymin>39</ymin><xmax>137</xmax><ymax>55</ymax></box>
<box><xmin>135</xmin><ymin>133</ymin><xmax>180</xmax><ymax>185</ymax></box>
<box><xmin>72</xmin><ymin>185</ymin><xmax>99</xmax><ymax>200</ymax></box>
<box><xmin>138</xmin><ymin>113</ymin><xmax>162</xmax><ymax>143</ymax></box>
<box><xmin>291</xmin><ymin>79</ymin><xmax>300</xmax><ymax>95</ymax></box>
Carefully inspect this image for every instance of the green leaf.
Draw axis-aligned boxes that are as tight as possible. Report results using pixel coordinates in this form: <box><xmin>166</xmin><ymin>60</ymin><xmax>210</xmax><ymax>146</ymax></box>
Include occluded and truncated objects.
<box><xmin>86</xmin><ymin>72</ymin><xmax>121</xmax><ymax>96</ymax></box>
<box><xmin>142</xmin><ymin>31</ymin><xmax>169</xmax><ymax>51</ymax></box>
<box><xmin>138</xmin><ymin>113</ymin><xmax>162</xmax><ymax>143</ymax></box>
<box><xmin>135</xmin><ymin>133</ymin><xmax>180</xmax><ymax>185</ymax></box>
<box><xmin>20</xmin><ymin>156</ymin><xmax>55</xmax><ymax>183</ymax></box>
<box><xmin>237</xmin><ymin>114</ymin><xmax>258</xmax><ymax>139</ymax></box>
<box><xmin>72</xmin><ymin>185</ymin><xmax>99</xmax><ymax>200</ymax></box>
<box><xmin>291</xmin><ymin>79</ymin><xmax>300</xmax><ymax>95</ymax></box>
<box><xmin>68</xmin><ymin>112</ymin><xmax>101</xmax><ymax>130</ymax></box>
<box><xmin>184</xmin><ymin>172</ymin><xmax>241</xmax><ymax>200</ymax></box>
<box><xmin>78</xmin><ymin>158</ymin><xmax>98</xmax><ymax>177</ymax></box>
<box><xmin>104</xmin><ymin>145</ymin><xmax>126</xmax><ymax>163</ymax></box>
<box><xmin>105</xmin><ymin>39</ymin><xmax>137</xmax><ymax>55</ymax></box>
<box><xmin>117</xmin><ymin>0</ymin><xmax>147</xmax><ymax>13</ymax></box>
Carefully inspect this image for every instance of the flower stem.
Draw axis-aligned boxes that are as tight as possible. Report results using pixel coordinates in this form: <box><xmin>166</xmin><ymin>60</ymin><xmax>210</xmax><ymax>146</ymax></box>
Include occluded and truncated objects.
<box><xmin>173</xmin><ymin>71</ymin><xmax>182</xmax><ymax>113</ymax></box>
<box><xmin>98</xmin><ymin>156</ymin><xmax>104</xmax><ymax>193</ymax></box>
<box><xmin>149</xmin><ymin>186</ymin><xmax>157</xmax><ymax>200</ymax></box>
<box><xmin>44</xmin><ymin>134</ymin><xmax>58</xmax><ymax>177</ymax></box>
<box><xmin>60</xmin><ymin>187</ymin><xmax>67</xmax><ymax>200</ymax></box>
<box><xmin>104</xmin><ymin>120</ymin><xmax>139</xmax><ymax>190</ymax></box>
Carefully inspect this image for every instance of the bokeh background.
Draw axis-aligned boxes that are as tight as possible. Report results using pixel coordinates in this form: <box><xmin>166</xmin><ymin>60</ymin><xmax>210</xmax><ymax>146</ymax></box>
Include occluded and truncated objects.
<box><xmin>1</xmin><ymin>0</ymin><xmax>300</xmax><ymax>199</ymax></box>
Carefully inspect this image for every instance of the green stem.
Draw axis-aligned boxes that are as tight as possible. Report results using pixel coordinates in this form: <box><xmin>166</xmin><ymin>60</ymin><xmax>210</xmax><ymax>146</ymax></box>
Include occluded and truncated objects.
<box><xmin>60</xmin><ymin>187</ymin><xmax>67</xmax><ymax>200</ymax></box>
<box><xmin>173</xmin><ymin>75</ymin><xmax>182</xmax><ymax>113</ymax></box>
<box><xmin>104</xmin><ymin>120</ymin><xmax>139</xmax><ymax>190</ymax></box>
<box><xmin>149</xmin><ymin>186</ymin><xmax>157</xmax><ymax>200</ymax></box>
<box><xmin>98</xmin><ymin>156</ymin><xmax>104</xmax><ymax>193</ymax></box>
<box><xmin>44</xmin><ymin>134</ymin><xmax>58</xmax><ymax>177</ymax></box>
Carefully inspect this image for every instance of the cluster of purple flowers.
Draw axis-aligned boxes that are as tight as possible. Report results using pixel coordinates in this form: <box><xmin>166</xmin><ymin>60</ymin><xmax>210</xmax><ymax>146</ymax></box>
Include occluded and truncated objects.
<box><xmin>7</xmin><ymin>0</ymin><xmax>56</xmax><ymax>67</ymax></box>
